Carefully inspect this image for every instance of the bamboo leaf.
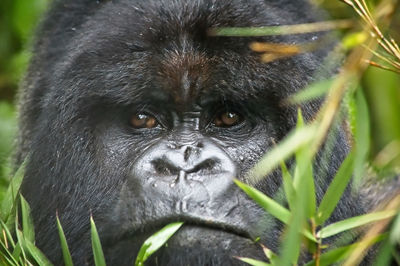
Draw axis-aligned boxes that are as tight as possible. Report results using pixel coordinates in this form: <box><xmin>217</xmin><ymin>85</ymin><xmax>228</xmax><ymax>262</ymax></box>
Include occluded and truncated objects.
<box><xmin>235</xmin><ymin>180</ymin><xmax>291</xmax><ymax>224</ymax></box>
<box><xmin>317</xmin><ymin>151</ymin><xmax>355</xmax><ymax>225</ymax></box>
<box><xmin>15</xmin><ymin>229</ymin><xmax>27</xmax><ymax>263</ymax></box>
<box><xmin>280</xmin><ymin>162</ymin><xmax>295</xmax><ymax>211</ymax></box>
<box><xmin>0</xmin><ymin>239</ymin><xmax>19</xmax><ymax>265</ymax></box>
<box><xmin>0</xmin><ymin>219</ymin><xmax>16</xmax><ymax>248</ymax></box>
<box><xmin>390</xmin><ymin>212</ymin><xmax>400</xmax><ymax>245</ymax></box>
<box><xmin>20</xmin><ymin>195</ymin><xmax>34</xmax><ymax>243</ymax></box>
<box><xmin>235</xmin><ymin>179</ymin><xmax>316</xmax><ymax>242</ymax></box>
<box><xmin>261</xmin><ymin>244</ymin><xmax>278</xmax><ymax>264</ymax></box>
<box><xmin>57</xmin><ymin>215</ymin><xmax>74</xmax><ymax>266</ymax></box>
<box><xmin>0</xmin><ymin>162</ymin><xmax>25</xmax><ymax>222</ymax></box>
<box><xmin>305</xmin><ymin>234</ymin><xmax>385</xmax><ymax>266</ymax></box>
<box><xmin>23</xmin><ymin>239</ymin><xmax>53</xmax><ymax>266</ymax></box>
<box><xmin>317</xmin><ymin>210</ymin><xmax>397</xmax><ymax>238</ymax></box>
<box><xmin>90</xmin><ymin>216</ymin><xmax>106</xmax><ymax>266</ymax></box>
<box><xmin>287</xmin><ymin>79</ymin><xmax>332</xmax><ymax>104</ymax></box>
<box><xmin>135</xmin><ymin>222</ymin><xmax>183</xmax><ymax>266</ymax></box>
<box><xmin>247</xmin><ymin>125</ymin><xmax>317</xmax><ymax>184</ymax></box>
<box><xmin>293</xmin><ymin>110</ymin><xmax>316</xmax><ymax>218</ymax></box>
<box><xmin>209</xmin><ymin>20</ymin><xmax>352</xmax><ymax>36</ymax></box>
<box><xmin>236</xmin><ymin>257</ymin><xmax>270</xmax><ymax>266</ymax></box>
<box><xmin>373</xmin><ymin>238</ymin><xmax>394</xmax><ymax>266</ymax></box>
<box><xmin>353</xmin><ymin>89</ymin><xmax>370</xmax><ymax>187</ymax></box>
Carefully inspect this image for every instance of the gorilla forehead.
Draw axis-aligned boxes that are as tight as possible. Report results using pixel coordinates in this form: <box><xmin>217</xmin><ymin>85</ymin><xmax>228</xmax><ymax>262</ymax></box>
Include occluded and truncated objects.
<box><xmin>49</xmin><ymin>0</ymin><xmax>321</xmax><ymax>112</ymax></box>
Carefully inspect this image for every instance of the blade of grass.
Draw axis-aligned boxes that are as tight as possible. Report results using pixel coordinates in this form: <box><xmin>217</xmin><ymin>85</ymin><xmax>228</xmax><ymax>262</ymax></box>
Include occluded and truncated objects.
<box><xmin>261</xmin><ymin>244</ymin><xmax>279</xmax><ymax>265</ymax></box>
<box><xmin>57</xmin><ymin>215</ymin><xmax>73</xmax><ymax>266</ymax></box>
<box><xmin>235</xmin><ymin>180</ymin><xmax>290</xmax><ymax>224</ymax></box>
<box><xmin>389</xmin><ymin>212</ymin><xmax>400</xmax><ymax>245</ymax></box>
<box><xmin>90</xmin><ymin>216</ymin><xmax>106</xmax><ymax>266</ymax></box>
<box><xmin>353</xmin><ymin>89</ymin><xmax>370</xmax><ymax>188</ymax></box>
<box><xmin>305</xmin><ymin>233</ymin><xmax>385</xmax><ymax>266</ymax></box>
<box><xmin>0</xmin><ymin>220</ymin><xmax>16</xmax><ymax>248</ymax></box>
<box><xmin>209</xmin><ymin>20</ymin><xmax>353</xmax><ymax>36</ymax></box>
<box><xmin>316</xmin><ymin>151</ymin><xmax>355</xmax><ymax>225</ymax></box>
<box><xmin>23</xmin><ymin>238</ymin><xmax>53</xmax><ymax>266</ymax></box>
<box><xmin>0</xmin><ymin>240</ymin><xmax>19</xmax><ymax>266</ymax></box>
<box><xmin>235</xmin><ymin>179</ymin><xmax>316</xmax><ymax>242</ymax></box>
<box><xmin>293</xmin><ymin>110</ymin><xmax>316</xmax><ymax>218</ymax></box>
<box><xmin>236</xmin><ymin>257</ymin><xmax>270</xmax><ymax>266</ymax></box>
<box><xmin>287</xmin><ymin>79</ymin><xmax>333</xmax><ymax>104</ymax></box>
<box><xmin>280</xmin><ymin>162</ymin><xmax>295</xmax><ymax>211</ymax></box>
<box><xmin>247</xmin><ymin>125</ymin><xmax>317</xmax><ymax>184</ymax></box>
<box><xmin>14</xmin><ymin>209</ymin><xmax>27</xmax><ymax>263</ymax></box>
<box><xmin>15</xmin><ymin>229</ymin><xmax>28</xmax><ymax>263</ymax></box>
<box><xmin>0</xmin><ymin>162</ymin><xmax>25</xmax><ymax>222</ymax></box>
<box><xmin>317</xmin><ymin>210</ymin><xmax>397</xmax><ymax>238</ymax></box>
<box><xmin>20</xmin><ymin>195</ymin><xmax>34</xmax><ymax>243</ymax></box>
<box><xmin>11</xmin><ymin>244</ymin><xmax>21</xmax><ymax>261</ymax></box>
<box><xmin>279</xmin><ymin>145</ymin><xmax>314</xmax><ymax>265</ymax></box>
<box><xmin>373</xmin><ymin>238</ymin><xmax>394</xmax><ymax>266</ymax></box>
<box><xmin>135</xmin><ymin>222</ymin><xmax>183</xmax><ymax>266</ymax></box>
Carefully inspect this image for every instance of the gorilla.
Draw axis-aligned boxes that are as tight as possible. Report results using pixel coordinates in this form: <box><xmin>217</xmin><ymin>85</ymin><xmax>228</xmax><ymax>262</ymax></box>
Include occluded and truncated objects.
<box><xmin>16</xmin><ymin>0</ymin><xmax>364</xmax><ymax>265</ymax></box>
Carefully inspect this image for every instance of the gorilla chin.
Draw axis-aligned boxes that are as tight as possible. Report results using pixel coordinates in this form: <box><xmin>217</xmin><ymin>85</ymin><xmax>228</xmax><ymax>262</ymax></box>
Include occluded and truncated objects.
<box><xmin>107</xmin><ymin>227</ymin><xmax>265</xmax><ymax>265</ymax></box>
<box><xmin>18</xmin><ymin>0</ymin><xmax>364</xmax><ymax>265</ymax></box>
<box><xmin>105</xmin><ymin>228</ymin><xmax>265</xmax><ymax>265</ymax></box>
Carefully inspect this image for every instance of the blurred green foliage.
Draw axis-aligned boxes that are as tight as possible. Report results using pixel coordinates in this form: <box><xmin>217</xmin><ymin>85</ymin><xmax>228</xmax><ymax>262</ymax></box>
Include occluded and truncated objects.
<box><xmin>0</xmin><ymin>0</ymin><xmax>49</xmax><ymax>101</ymax></box>
<box><xmin>0</xmin><ymin>102</ymin><xmax>16</xmax><ymax>198</ymax></box>
<box><xmin>0</xmin><ymin>0</ymin><xmax>49</xmax><ymax>199</ymax></box>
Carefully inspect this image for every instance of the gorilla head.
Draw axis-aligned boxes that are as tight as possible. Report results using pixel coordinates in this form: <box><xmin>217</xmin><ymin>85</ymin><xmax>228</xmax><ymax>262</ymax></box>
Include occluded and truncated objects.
<box><xmin>17</xmin><ymin>0</ymin><xmax>361</xmax><ymax>265</ymax></box>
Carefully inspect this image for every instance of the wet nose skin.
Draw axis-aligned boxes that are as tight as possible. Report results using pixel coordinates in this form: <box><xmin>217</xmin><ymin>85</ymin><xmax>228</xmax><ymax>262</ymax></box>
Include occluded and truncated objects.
<box><xmin>130</xmin><ymin>139</ymin><xmax>238</xmax><ymax>211</ymax></box>
<box><xmin>151</xmin><ymin>144</ymin><xmax>219</xmax><ymax>176</ymax></box>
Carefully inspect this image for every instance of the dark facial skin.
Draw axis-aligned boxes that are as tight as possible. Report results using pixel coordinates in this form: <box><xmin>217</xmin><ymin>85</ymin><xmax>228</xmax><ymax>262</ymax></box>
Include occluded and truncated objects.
<box><xmin>17</xmin><ymin>0</ymin><xmax>364</xmax><ymax>265</ymax></box>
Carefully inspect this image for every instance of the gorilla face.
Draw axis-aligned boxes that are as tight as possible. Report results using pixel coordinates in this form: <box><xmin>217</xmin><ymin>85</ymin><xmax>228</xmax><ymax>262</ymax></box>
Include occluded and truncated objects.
<box><xmin>18</xmin><ymin>0</ymin><xmax>359</xmax><ymax>265</ymax></box>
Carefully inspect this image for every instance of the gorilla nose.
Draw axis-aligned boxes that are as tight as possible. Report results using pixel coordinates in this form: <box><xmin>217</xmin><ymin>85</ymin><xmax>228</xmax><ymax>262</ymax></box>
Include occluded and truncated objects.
<box><xmin>151</xmin><ymin>156</ymin><xmax>217</xmax><ymax>176</ymax></box>
<box><xmin>147</xmin><ymin>141</ymin><xmax>237</xmax><ymax>179</ymax></box>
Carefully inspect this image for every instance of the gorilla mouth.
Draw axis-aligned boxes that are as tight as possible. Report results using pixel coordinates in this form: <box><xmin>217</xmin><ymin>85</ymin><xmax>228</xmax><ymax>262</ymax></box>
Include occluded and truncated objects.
<box><xmin>116</xmin><ymin>215</ymin><xmax>253</xmax><ymax>245</ymax></box>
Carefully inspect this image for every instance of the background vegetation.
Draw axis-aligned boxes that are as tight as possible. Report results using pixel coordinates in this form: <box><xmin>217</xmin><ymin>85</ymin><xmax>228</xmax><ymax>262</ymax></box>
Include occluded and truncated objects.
<box><xmin>0</xmin><ymin>0</ymin><xmax>399</xmax><ymax>265</ymax></box>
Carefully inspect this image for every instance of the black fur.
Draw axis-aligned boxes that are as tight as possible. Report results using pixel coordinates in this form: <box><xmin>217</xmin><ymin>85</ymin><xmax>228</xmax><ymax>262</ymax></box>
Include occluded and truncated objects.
<box><xmin>18</xmin><ymin>0</ymin><xmax>363</xmax><ymax>265</ymax></box>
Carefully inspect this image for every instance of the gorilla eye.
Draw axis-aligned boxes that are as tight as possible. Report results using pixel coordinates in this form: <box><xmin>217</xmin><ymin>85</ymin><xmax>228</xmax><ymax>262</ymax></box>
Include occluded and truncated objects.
<box><xmin>213</xmin><ymin>111</ymin><xmax>242</xmax><ymax>128</ymax></box>
<box><xmin>130</xmin><ymin>113</ymin><xmax>158</xmax><ymax>129</ymax></box>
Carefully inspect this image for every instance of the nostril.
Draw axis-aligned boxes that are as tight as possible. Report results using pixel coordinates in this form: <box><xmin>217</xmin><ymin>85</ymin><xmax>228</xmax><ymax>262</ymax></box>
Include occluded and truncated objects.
<box><xmin>187</xmin><ymin>159</ymin><xmax>217</xmax><ymax>174</ymax></box>
<box><xmin>151</xmin><ymin>158</ymin><xmax>180</xmax><ymax>176</ymax></box>
<box><xmin>184</xmin><ymin>146</ymin><xmax>192</xmax><ymax>161</ymax></box>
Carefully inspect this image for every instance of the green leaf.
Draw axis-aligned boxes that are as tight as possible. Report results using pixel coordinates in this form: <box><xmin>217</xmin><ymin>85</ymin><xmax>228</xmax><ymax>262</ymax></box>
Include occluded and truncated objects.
<box><xmin>390</xmin><ymin>212</ymin><xmax>400</xmax><ymax>245</ymax></box>
<box><xmin>342</xmin><ymin>32</ymin><xmax>368</xmax><ymax>49</ymax></box>
<box><xmin>135</xmin><ymin>222</ymin><xmax>183</xmax><ymax>266</ymax></box>
<box><xmin>247</xmin><ymin>125</ymin><xmax>317</xmax><ymax>184</ymax></box>
<box><xmin>317</xmin><ymin>210</ymin><xmax>397</xmax><ymax>238</ymax></box>
<box><xmin>261</xmin><ymin>244</ymin><xmax>278</xmax><ymax>264</ymax></box>
<box><xmin>236</xmin><ymin>257</ymin><xmax>270</xmax><ymax>266</ymax></box>
<box><xmin>305</xmin><ymin>234</ymin><xmax>385</xmax><ymax>266</ymax></box>
<box><xmin>90</xmin><ymin>216</ymin><xmax>106</xmax><ymax>266</ymax></box>
<box><xmin>293</xmin><ymin>110</ymin><xmax>316</xmax><ymax>218</ymax></box>
<box><xmin>353</xmin><ymin>89</ymin><xmax>370</xmax><ymax>187</ymax></box>
<box><xmin>20</xmin><ymin>195</ymin><xmax>35</xmax><ymax>242</ymax></box>
<box><xmin>57</xmin><ymin>215</ymin><xmax>74</xmax><ymax>266</ymax></box>
<box><xmin>373</xmin><ymin>238</ymin><xmax>394</xmax><ymax>266</ymax></box>
<box><xmin>317</xmin><ymin>151</ymin><xmax>355</xmax><ymax>225</ymax></box>
<box><xmin>0</xmin><ymin>162</ymin><xmax>25</xmax><ymax>222</ymax></box>
<box><xmin>23</xmin><ymin>238</ymin><xmax>53</xmax><ymax>266</ymax></box>
<box><xmin>288</xmin><ymin>79</ymin><xmax>333</xmax><ymax>104</ymax></box>
<box><xmin>15</xmin><ymin>229</ymin><xmax>28</xmax><ymax>263</ymax></box>
<box><xmin>0</xmin><ymin>219</ymin><xmax>16</xmax><ymax>248</ymax></box>
<box><xmin>0</xmin><ymin>239</ymin><xmax>19</xmax><ymax>266</ymax></box>
<box><xmin>235</xmin><ymin>179</ymin><xmax>316</xmax><ymax>242</ymax></box>
<box><xmin>235</xmin><ymin>180</ymin><xmax>290</xmax><ymax>224</ymax></box>
<box><xmin>280</xmin><ymin>162</ymin><xmax>295</xmax><ymax>211</ymax></box>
